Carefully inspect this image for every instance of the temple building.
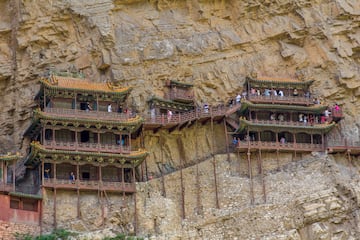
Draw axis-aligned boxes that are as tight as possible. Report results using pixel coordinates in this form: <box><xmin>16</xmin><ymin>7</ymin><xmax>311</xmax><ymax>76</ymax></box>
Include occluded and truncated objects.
<box><xmin>23</xmin><ymin>73</ymin><xmax>148</xmax><ymax>230</ymax></box>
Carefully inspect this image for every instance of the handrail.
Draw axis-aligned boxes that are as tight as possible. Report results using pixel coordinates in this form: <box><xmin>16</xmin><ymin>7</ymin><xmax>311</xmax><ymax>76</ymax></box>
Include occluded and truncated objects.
<box><xmin>43</xmin><ymin>140</ymin><xmax>134</xmax><ymax>154</ymax></box>
<box><xmin>236</xmin><ymin>141</ymin><xmax>323</xmax><ymax>150</ymax></box>
<box><xmin>44</xmin><ymin>108</ymin><xmax>138</xmax><ymax>122</ymax></box>
<box><xmin>248</xmin><ymin>95</ymin><xmax>314</xmax><ymax>105</ymax></box>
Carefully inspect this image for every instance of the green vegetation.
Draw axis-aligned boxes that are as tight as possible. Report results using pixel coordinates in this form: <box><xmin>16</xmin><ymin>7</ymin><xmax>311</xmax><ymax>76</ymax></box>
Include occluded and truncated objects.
<box><xmin>14</xmin><ymin>229</ymin><xmax>73</xmax><ymax>240</ymax></box>
<box><xmin>15</xmin><ymin>230</ymin><xmax>144</xmax><ymax>240</ymax></box>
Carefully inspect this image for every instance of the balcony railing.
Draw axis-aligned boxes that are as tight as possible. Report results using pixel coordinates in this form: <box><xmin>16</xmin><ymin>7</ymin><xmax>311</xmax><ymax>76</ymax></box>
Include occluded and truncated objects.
<box><xmin>248</xmin><ymin>95</ymin><xmax>314</xmax><ymax>105</ymax></box>
<box><xmin>43</xmin><ymin>140</ymin><xmax>133</xmax><ymax>154</ymax></box>
<box><xmin>236</xmin><ymin>141</ymin><xmax>323</xmax><ymax>151</ymax></box>
<box><xmin>249</xmin><ymin>119</ymin><xmax>323</xmax><ymax>126</ymax></box>
<box><xmin>0</xmin><ymin>182</ymin><xmax>14</xmax><ymax>192</ymax></box>
<box><xmin>144</xmin><ymin>102</ymin><xmax>241</xmax><ymax>125</ymax></box>
<box><xmin>43</xmin><ymin>178</ymin><xmax>136</xmax><ymax>192</ymax></box>
<box><xmin>44</xmin><ymin>108</ymin><xmax>138</xmax><ymax>122</ymax></box>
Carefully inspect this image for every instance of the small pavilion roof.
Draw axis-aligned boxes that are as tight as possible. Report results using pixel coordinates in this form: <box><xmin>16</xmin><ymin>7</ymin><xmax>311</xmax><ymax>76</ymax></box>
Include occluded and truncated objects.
<box><xmin>40</xmin><ymin>74</ymin><xmax>132</xmax><ymax>95</ymax></box>
<box><xmin>0</xmin><ymin>153</ymin><xmax>21</xmax><ymax>162</ymax></box>
<box><xmin>245</xmin><ymin>76</ymin><xmax>314</xmax><ymax>89</ymax></box>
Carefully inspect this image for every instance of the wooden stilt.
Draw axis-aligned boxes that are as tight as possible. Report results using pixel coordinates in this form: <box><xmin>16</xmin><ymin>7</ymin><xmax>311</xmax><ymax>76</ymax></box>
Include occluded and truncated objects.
<box><xmin>237</xmin><ymin>150</ymin><xmax>241</xmax><ymax>175</ymax></box>
<box><xmin>210</xmin><ymin>117</ymin><xmax>219</xmax><ymax>209</ymax></box>
<box><xmin>247</xmin><ymin>151</ymin><xmax>254</xmax><ymax>205</ymax></box>
<box><xmin>276</xmin><ymin>149</ymin><xmax>280</xmax><ymax>171</ymax></box>
<box><xmin>195</xmin><ymin>122</ymin><xmax>201</xmax><ymax>215</ymax></box>
<box><xmin>101</xmin><ymin>190</ymin><xmax>104</xmax><ymax>226</ymax></box>
<box><xmin>177</xmin><ymin>137</ymin><xmax>185</xmax><ymax>219</ymax></box>
<box><xmin>160</xmin><ymin>135</ymin><xmax>166</xmax><ymax>197</ymax></box>
<box><xmin>259</xmin><ymin>149</ymin><xmax>266</xmax><ymax>203</ymax></box>
<box><xmin>77</xmin><ymin>189</ymin><xmax>80</xmax><ymax>218</ymax></box>
<box><xmin>223</xmin><ymin>118</ymin><xmax>230</xmax><ymax>161</ymax></box>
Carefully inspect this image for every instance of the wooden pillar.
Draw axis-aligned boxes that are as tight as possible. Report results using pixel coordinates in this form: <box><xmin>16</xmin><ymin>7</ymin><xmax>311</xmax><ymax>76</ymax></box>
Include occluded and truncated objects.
<box><xmin>12</xmin><ymin>159</ymin><xmax>16</xmax><ymax>191</ymax></box>
<box><xmin>160</xmin><ymin>136</ymin><xmax>166</xmax><ymax>197</ymax></box>
<box><xmin>76</xmin><ymin>163</ymin><xmax>79</xmax><ymax>186</ymax></box>
<box><xmin>211</xmin><ymin>117</ymin><xmax>219</xmax><ymax>209</ymax></box>
<box><xmin>180</xmin><ymin>160</ymin><xmax>185</xmax><ymax>219</ymax></box>
<box><xmin>75</xmin><ymin>130</ymin><xmax>78</xmax><ymax>150</ymax></box>
<box><xmin>97</xmin><ymin>132</ymin><xmax>101</xmax><ymax>150</ymax></box>
<box><xmin>237</xmin><ymin>150</ymin><xmax>241</xmax><ymax>175</ymax></box>
<box><xmin>259</xmin><ymin>149</ymin><xmax>266</xmax><ymax>203</ymax></box>
<box><xmin>96</xmin><ymin>94</ymin><xmax>99</xmax><ymax>112</ymax></box>
<box><xmin>134</xmin><ymin>191</ymin><xmax>137</xmax><ymax>235</ymax></box>
<box><xmin>293</xmin><ymin>132</ymin><xmax>297</xmax><ymax>160</ymax></box>
<box><xmin>74</xmin><ymin>91</ymin><xmax>77</xmax><ymax>110</ymax></box>
<box><xmin>1</xmin><ymin>161</ymin><xmax>4</xmax><ymax>183</ymax></box>
<box><xmin>54</xmin><ymin>162</ymin><xmax>57</xmax><ymax>184</ymax></box>
<box><xmin>4</xmin><ymin>162</ymin><xmax>7</xmax><ymax>184</ymax></box>
<box><xmin>247</xmin><ymin>151</ymin><xmax>254</xmax><ymax>205</ymax></box>
<box><xmin>129</xmin><ymin>133</ymin><xmax>132</xmax><ymax>150</ymax></box>
<box><xmin>195</xmin><ymin>121</ymin><xmax>201</xmax><ymax>215</ymax></box>
<box><xmin>41</xmin><ymin>160</ymin><xmax>44</xmax><ymax>186</ymax></box>
<box><xmin>321</xmin><ymin>133</ymin><xmax>325</xmax><ymax>151</ymax></box>
<box><xmin>43</xmin><ymin>88</ymin><xmax>46</xmax><ymax>109</ymax></box>
<box><xmin>77</xmin><ymin>188</ymin><xmax>80</xmax><ymax>219</ymax></box>
<box><xmin>42</xmin><ymin>128</ymin><xmax>46</xmax><ymax>145</ymax></box>
<box><xmin>223</xmin><ymin>119</ymin><xmax>230</xmax><ymax>161</ymax></box>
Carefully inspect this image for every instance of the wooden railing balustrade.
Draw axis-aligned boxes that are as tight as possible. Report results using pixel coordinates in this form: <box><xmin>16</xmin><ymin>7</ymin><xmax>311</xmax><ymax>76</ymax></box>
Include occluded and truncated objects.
<box><xmin>248</xmin><ymin>95</ymin><xmax>314</xmax><ymax>105</ymax></box>
<box><xmin>250</xmin><ymin>119</ymin><xmax>324</xmax><ymax>126</ymax></box>
<box><xmin>43</xmin><ymin>178</ymin><xmax>136</xmax><ymax>192</ymax></box>
<box><xmin>44</xmin><ymin>108</ymin><xmax>137</xmax><ymax>121</ymax></box>
<box><xmin>236</xmin><ymin>141</ymin><xmax>323</xmax><ymax>151</ymax></box>
<box><xmin>43</xmin><ymin>140</ymin><xmax>133</xmax><ymax>154</ymax></box>
<box><xmin>0</xmin><ymin>182</ymin><xmax>14</xmax><ymax>192</ymax></box>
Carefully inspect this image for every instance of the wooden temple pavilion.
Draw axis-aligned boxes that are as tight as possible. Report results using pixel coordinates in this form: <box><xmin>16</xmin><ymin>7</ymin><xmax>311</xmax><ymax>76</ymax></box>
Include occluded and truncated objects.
<box><xmin>236</xmin><ymin>76</ymin><xmax>342</xmax><ymax>153</ymax></box>
<box><xmin>24</xmin><ymin>74</ymin><xmax>148</xmax><ymax>194</ymax></box>
<box><xmin>0</xmin><ymin>153</ymin><xmax>42</xmax><ymax>226</ymax></box>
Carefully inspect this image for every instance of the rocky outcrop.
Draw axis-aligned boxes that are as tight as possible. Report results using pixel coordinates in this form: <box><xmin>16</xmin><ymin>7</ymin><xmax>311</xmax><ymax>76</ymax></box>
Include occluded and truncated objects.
<box><xmin>0</xmin><ymin>0</ymin><xmax>359</xmax><ymax>239</ymax></box>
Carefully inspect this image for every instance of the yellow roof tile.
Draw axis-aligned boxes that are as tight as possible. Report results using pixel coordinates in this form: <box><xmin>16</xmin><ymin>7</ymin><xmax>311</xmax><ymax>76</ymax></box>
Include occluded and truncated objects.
<box><xmin>41</xmin><ymin>75</ymin><xmax>130</xmax><ymax>93</ymax></box>
<box><xmin>256</xmin><ymin>76</ymin><xmax>301</xmax><ymax>83</ymax></box>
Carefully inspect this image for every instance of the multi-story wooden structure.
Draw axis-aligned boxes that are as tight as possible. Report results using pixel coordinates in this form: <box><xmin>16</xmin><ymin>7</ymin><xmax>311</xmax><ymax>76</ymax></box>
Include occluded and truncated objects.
<box><xmin>234</xmin><ymin>76</ymin><xmax>344</xmax><ymax>204</ymax></box>
<box><xmin>0</xmin><ymin>153</ymin><xmax>41</xmax><ymax>226</ymax></box>
<box><xmin>25</xmin><ymin>73</ymin><xmax>148</xmax><ymax>194</ymax></box>
<box><xmin>236</xmin><ymin>76</ymin><xmax>342</xmax><ymax>153</ymax></box>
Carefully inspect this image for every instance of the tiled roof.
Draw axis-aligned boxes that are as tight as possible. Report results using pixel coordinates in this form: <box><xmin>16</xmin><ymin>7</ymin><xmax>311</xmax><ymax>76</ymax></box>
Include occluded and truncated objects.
<box><xmin>0</xmin><ymin>153</ymin><xmax>21</xmax><ymax>161</ymax></box>
<box><xmin>41</xmin><ymin>75</ymin><xmax>131</xmax><ymax>93</ymax></box>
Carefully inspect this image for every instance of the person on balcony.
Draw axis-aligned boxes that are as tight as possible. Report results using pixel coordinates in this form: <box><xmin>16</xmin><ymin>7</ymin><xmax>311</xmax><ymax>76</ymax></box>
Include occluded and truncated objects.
<box><xmin>107</xmin><ymin>103</ymin><xmax>112</xmax><ymax>112</ymax></box>
<box><xmin>86</xmin><ymin>102</ymin><xmax>92</xmax><ymax>112</ymax></box>
<box><xmin>270</xmin><ymin>113</ymin><xmax>276</xmax><ymax>121</ymax></box>
<box><xmin>264</xmin><ymin>89</ymin><xmax>270</xmax><ymax>96</ymax></box>
<box><xmin>236</xmin><ymin>94</ymin><xmax>241</xmax><ymax>104</ymax></box>
<box><xmin>293</xmin><ymin>88</ymin><xmax>298</xmax><ymax>97</ymax></box>
<box><xmin>272</xmin><ymin>89</ymin><xmax>278</xmax><ymax>96</ymax></box>
<box><xmin>278</xmin><ymin>90</ymin><xmax>284</xmax><ymax>97</ymax></box>
<box><xmin>69</xmin><ymin>172</ymin><xmax>76</xmax><ymax>184</ymax></box>
<box><xmin>280</xmin><ymin>137</ymin><xmax>286</xmax><ymax>144</ymax></box>
<box><xmin>167</xmin><ymin>109</ymin><xmax>173</xmax><ymax>122</ymax></box>
<box><xmin>232</xmin><ymin>137</ymin><xmax>238</xmax><ymax>146</ymax></box>
<box><xmin>44</xmin><ymin>168</ymin><xmax>50</xmax><ymax>179</ymax></box>
<box><xmin>278</xmin><ymin>113</ymin><xmax>284</xmax><ymax>121</ymax></box>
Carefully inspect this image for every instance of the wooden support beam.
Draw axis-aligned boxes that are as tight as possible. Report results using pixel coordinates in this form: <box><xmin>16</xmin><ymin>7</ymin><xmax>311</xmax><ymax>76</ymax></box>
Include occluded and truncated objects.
<box><xmin>247</xmin><ymin>151</ymin><xmax>254</xmax><ymax>205</ymax></box>
<box><xmin>134</xmin><ymin>192</ymin><xmax>137</xmax><ymax>235</ymax></box>
<box><xmin>211</xmin><ymin>117</ymin><xmax>219</xmax><ymax>209</ymax></box>
<box><xmin>259</xmin><ymin>149</ymin><xmax>266</xmax><ymax>203</ymax></box>
<box><xmin>224</xmin><ymin>118</ymin><xmax>230</xmax><ymax>162</ymax></box>
<box><xmin>237</xmin><ymin>150</ymin><xmax>241</xmax><ymax>175</ymax></box>
<box><xmin>77</xmin><ymin>189</ymin><xmax>80</xmax><ymax>218</ymax></box>
<box><xmin>160</xmin><ymin>135</ymin><xmax>166</xmax><ymax>198</ymax></box>
<box><xmin>195</xmin><ymin>122</ymin><xmax>201</xmax><ymax>215</ymax></box>
<box><xmin>177</xmin><ymin>137</ymin><xmax>185</xmax><ymax>219</ymax></box>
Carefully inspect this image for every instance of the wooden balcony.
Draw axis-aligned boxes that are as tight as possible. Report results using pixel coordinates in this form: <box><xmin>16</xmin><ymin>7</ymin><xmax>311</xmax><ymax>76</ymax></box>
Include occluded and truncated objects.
<box><xmin>43</xmin><ymin>108</ymin><xmax>139</xmax><ymax>122</ymax></box>
<box><xmin>327</xmin><ymin>139</ymin><xmax>360</xmax><ymax>155</ymax></box>
<box><xmin>0</xmin><ymin>183</ymin><xmax>14</xmax><ymax>192</ymax></box>
<box><xmin>236</xmin><ymin>141</ymin><xmax>323</xmax><ymax>153</ymax></box>
<box><xmin>144</xmin><ymin>102</ymin><xmax>242</xmax><ymax>130</ymax></box>
<box><xmin>43</xmin><ymin>140</ymin><xmax>134</xmax><ymax>154</ymax></box>
<box><xmin>43</xmin><ymin>178</ymin><xmax>136</xmax><ymax>192</ymax></box>
<box><xmin>248</xmin><ymin>95</ymin><xmax>314</xmax><ymax>105</ymax></box>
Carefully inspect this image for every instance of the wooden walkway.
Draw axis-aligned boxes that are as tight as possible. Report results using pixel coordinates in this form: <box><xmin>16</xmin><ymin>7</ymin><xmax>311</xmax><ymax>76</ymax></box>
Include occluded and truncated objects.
<box><xmin>327</xmin><ymin>140</ymin><xmax>360</xmax><ymax>155</ymax></box>
<box><xmin>143</xmin><ymin>102</ymin><xmax>242</xmax><ymax>131</ymax></box>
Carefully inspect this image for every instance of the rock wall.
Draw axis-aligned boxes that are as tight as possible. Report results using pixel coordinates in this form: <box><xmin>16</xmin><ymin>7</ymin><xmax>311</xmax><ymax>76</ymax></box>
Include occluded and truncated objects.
<box><xmin>0</xmin><ymin>0</ymin><xmax>359</xmax><ymax>239</ymax></box>
<box><xmin>0</xmin><ymin>220</ymin><xmax>40</xmax><ymax>240</ymax></box>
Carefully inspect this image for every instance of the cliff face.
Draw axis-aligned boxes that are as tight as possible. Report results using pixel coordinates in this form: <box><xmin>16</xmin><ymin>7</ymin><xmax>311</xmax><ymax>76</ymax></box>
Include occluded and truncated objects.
<box><xmin>1</xmin><ymin>0</ymin><xmax>360</xmax><ymax>239</ymax></box>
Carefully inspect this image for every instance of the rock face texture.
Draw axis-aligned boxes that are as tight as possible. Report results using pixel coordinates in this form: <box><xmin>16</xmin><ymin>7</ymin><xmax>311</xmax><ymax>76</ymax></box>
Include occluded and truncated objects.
<box><xmin>0</xmin><ymin>0</ymin><xmax>360</xmax><ymax>239</ymax></box>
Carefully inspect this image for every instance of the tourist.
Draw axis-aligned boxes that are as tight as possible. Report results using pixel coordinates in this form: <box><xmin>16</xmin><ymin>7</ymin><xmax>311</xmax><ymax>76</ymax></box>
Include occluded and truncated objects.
<box><xmin>44</xmin><ymin>168</ymin><xmax>50</xmax><ymax>179</ymax></box>
<box><xmin>278</xmin><ymin>90</ymin><xmax>284</xmax><ymax>97</ymax></box>
<box><xmin>270</xmin><ymin>113</ymin><xmax>276</xmax><ymax>121</ymax></box>
<box><xmin>293</xmin><ymin>88</ymin><xmax>298</xmax><ymax>97</ymax></box>
<box><xmin>118</xmin><ymin>105</ymin><xmax>123</xmax><ymax>113</ymax></box>
<box><xmin>272</xmin><ymin>89</ymin><xmax>277</xmax><ymax>96</ymax></box>
<box><xmin>69</xmin><ymin>172</ymin><xmax>76</xmax><ymax>184</ymax></box>
<box><xmin>264</xmin><ymin>89</ymin><xmax>270</xmax><ymax>96</ymax></box>
<box><xmin>204</xmin><ymin>103</ymin><xmax>209</xmax><ymax>113</ymax></box>
<box><xmin>251</xmin><ymin>88</ymin><xmax>256</xmax><ymax>96</ymax></box>
<box><xmin>232</xmin><ymin>137</ymin><xmax>238</xmax><ymax>146</ymax></box>
<box><xmin>86</xmin><ymin>102</ymin><xmax>92</xmax><ymax>112</ymax></box>
<box><xmin>235</xmin><ymin>94</ymin><xmax>241</xmax><ymax>104</ymax></box>
<box><xmin>298</xmin><ymin>113</ymin><xmax>304</xmax><ymax>122</ymax></box>
<box><xmin>167</xmin><ymin>109</ymin><xmax>173</xmax><ymax>122</ymax></box>
<box><xmin>280</xmin><ymin>137</ymin><xmax>286</xmax><ymax>144</ymax></box>
<box><xmin>278</xmin><ymin>113</ymin><xmax>284</xmax><ymax>121</ymax></box>
<box><xmin>107</xmin><ymin>103</ymin><xmax>112</xmax><ymax>112</ymax></box>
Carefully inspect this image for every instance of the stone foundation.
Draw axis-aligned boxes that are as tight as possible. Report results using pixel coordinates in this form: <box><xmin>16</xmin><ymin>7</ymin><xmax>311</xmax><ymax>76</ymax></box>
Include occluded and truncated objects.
<box><xmin>0</xmin><ymin>220</ymin><xmax>40</xmax><ymax>240</ymax></box>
